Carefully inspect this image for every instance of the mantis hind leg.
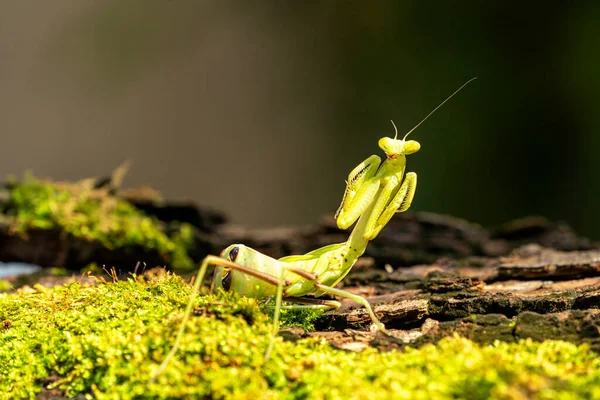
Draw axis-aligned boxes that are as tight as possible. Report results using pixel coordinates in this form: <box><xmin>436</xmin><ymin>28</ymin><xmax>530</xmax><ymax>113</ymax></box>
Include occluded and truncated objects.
<box><xmin>263</xmin><ymin>265</ymin><xmax>285</xmax><ymax>363</ymax></box>
<box><xmin>151</xmin><ymin>255</ymin><xmax>285</xmax><ymax>382</ymax></box>
<box><xmin>151</xmin><ymin>254</ymin><xmax>221</xmax><ymax>382</ymax></box>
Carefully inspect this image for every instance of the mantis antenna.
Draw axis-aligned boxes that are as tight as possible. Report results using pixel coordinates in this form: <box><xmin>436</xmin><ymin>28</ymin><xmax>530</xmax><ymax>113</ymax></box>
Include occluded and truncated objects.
<box><xmin>402</xmin><ymin>77</ymin><xmax>478</xmax><ymax>141</ymax></box>
<box><xmin>391</xmin><ymin>120</ymin><xmax>399</xmax><ymax>140</ymax></box>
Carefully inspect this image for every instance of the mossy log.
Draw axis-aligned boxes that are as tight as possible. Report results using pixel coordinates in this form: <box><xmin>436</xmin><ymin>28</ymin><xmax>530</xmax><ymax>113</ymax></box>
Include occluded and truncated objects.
<box><xmin>2</xmin><ymin>172</ymin><xmax>600</xmax><ymax>357</ymax></box>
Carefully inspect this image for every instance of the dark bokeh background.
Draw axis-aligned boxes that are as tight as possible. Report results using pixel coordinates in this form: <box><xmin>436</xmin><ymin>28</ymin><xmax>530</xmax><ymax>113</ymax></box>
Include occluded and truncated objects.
<box><xmin>1</xmin><ymin>1</ymin><xmax>599</xmax><ymax>239</ymax></box>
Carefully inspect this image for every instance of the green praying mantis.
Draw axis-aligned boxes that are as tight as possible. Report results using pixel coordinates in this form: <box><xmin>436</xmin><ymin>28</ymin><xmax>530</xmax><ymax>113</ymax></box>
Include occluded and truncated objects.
<box><xmin>152</xmin><ymin>78</ymin><xmax>476</xmax><ymax>380</ymax></box>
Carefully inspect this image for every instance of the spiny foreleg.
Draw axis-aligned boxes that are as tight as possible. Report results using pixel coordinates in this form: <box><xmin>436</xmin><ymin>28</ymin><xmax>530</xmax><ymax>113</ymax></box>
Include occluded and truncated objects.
<box><xmin>335</xmin><ymin>155</ymin><xmax>381</xmax><ymax>229</ymax></box>
<box><xmin>364</xmin><ymin>172</ymin><xmax>417</xmax><ymax>240</ymax></box>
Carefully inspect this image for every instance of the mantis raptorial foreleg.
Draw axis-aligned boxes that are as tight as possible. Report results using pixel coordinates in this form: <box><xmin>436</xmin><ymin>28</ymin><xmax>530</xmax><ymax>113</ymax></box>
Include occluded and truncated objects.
<box><xmin>335</xmin><ymin>155</ymin><xmax>382</xmax><ymax>228</ymax></box>
<box><xmin>336</xmin><ymin>161</ymin><xmax>418</xmax><ymax>241</ymax></box>
<box><xmin>391</xmin><ymin>172</ymin><xmax>417</xmax><ymax>214</ymax></box>
<box><xmin>364</xmin><ymin>172</ymin><xmax>417</xmax><ymax>240</ymax></box>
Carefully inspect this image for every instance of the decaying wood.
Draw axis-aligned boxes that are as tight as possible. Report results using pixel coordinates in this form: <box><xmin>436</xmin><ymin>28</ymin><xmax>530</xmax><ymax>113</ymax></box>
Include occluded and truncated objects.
<box><xmin>497</xmin><ymin>245</ymin><xmax>600</xmax><ymax>280</ymax></box>
<box><xmin>300</xmin><ymin>247</ymin><xmax>600</xmax><ymax>352</ymax></box>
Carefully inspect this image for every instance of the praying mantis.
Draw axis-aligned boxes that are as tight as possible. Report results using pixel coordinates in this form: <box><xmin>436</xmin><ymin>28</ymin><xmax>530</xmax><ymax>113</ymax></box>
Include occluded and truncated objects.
<box><xmin>152</xmin><ymin>78</ymin><xmax>476</xmax><ymax>380</ymax></box>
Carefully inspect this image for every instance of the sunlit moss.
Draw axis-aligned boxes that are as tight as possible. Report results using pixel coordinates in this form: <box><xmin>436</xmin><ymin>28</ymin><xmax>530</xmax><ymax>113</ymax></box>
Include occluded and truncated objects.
<box><xmin>265</xmin><ymin>306</ymin><xmax>324</xmax><ymax>332</ymax></box>
<box><xmin>1</xmin><ymin>174</ymin><xmax>194</xmax><ymax>268</ymax></box>
<box><xmin>1</xmin><ymin>272</ymin><xmax>599</xmax><ymax>399</ymax></box>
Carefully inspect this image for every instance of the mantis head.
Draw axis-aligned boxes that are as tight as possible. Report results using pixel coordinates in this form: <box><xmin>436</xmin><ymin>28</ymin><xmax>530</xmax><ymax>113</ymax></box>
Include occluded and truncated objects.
<box><xmin>378</xmin><ymin>121</ymin><xmax>421</xmax><ymax>159</ymax></box>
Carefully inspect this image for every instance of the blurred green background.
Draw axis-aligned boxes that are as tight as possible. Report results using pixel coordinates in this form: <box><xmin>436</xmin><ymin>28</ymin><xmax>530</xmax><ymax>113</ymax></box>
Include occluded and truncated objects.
<box><xmin>1</xmin><ymin>1</ymin><xmax>599</xmax><ymax>239</ymax></box>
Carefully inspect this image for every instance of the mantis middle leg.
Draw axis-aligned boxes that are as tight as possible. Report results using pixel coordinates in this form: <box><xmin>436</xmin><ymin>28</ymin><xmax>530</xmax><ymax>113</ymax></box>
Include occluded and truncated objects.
<box><xmin>279</xmin><ymin>267</ymin><xmax>392</xmax><ymax>336</ymax></box>
<box><xmin>279</xmin><ymin>296</ymin><xmax>341</xmax><ymax>310</ymax></box>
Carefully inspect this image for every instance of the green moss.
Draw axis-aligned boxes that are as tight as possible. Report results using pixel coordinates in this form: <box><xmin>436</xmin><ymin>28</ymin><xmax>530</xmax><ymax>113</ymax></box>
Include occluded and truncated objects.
<box><xmin>1</xmin><ymin>273</ymin><xmax>599</xmax><ymax>399</ymax></box>
<box><xmin>265</xmin><ymin>307</ymin><xmax>324</xmax><ymax>332</ymax></box>
<box><xmin>2</xmin><ymin>174</ymin><xmax>194</xmax><ymax>268</ymax></box>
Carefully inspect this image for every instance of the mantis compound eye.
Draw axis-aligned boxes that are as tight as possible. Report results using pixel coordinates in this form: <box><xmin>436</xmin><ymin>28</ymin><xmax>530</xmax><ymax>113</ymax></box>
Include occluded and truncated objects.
<box><xmin>402</xmin><ymin>140</ymin><xmax>421</xmax><ymax>155</ymax></box>
<box><xmin>222</xmin><ymin>271</ymin><xmax>232</xmax><ymax>291</ymax></box>
<box><xmin>228</xmin><ymin>246</ymin><xmax>239</xmax><ymax>262</ymax></box>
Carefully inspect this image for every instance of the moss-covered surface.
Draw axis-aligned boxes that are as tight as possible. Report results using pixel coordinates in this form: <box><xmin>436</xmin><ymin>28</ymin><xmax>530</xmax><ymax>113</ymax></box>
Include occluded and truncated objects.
<box><xmin>1</xmin><ymin>174</ymin><xmax>194</xmax><ymax>268</ymax></box>
<box><xmin>1</xmin><ymin>272</ymin><xmax>599</xmax><ymax>399</ymax></box>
